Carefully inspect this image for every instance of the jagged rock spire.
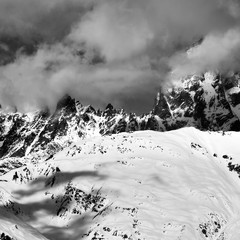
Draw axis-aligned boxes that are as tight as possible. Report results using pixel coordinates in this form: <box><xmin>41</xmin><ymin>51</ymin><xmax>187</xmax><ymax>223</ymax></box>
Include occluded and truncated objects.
<box><xmin>153</xmin><ymin>88</ymin><xmax>171</xmax><ymax>119</ymax></box>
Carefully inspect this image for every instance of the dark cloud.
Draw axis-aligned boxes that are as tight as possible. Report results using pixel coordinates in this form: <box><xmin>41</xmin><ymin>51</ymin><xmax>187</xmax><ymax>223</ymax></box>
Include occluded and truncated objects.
<box><xmin>0</xmin><ymin>0</ymin><xmax>92</xmax><ymax>41</ymax></box>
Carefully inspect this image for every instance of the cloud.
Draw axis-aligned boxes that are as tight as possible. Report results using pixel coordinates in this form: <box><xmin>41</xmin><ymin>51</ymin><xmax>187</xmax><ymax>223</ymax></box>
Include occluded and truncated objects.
<box><xmin>67</xmin><ymin>0</ymin><xmax>154</xmax><ymax>62</ymax></box>
<box><xmin>67</xmin><ymin>0</ymin><xmax>240</xmax><ymax>59</ymax></box>
<box><xmin>1</xmin><ymin>0</ymin><xmax>240</xmax><ymax>113</ymax></box>
<box><xmin>0</xmin><ymin>44</ymin><xmax>160</xmax><ymax>112</ymax></box>
<box><xmin>169</xmin><ymin>28</ymin><xmax>240</xmax><ymax>80</ymax></box>
<box><xmin>0</xmin><ymin>0</ymin><xmax>93</xmax><ymax>42</ymax></box>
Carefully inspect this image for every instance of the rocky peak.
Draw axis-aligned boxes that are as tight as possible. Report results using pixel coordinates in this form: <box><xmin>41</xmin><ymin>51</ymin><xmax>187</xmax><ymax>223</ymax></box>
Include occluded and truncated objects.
<box><xmin>55</xmin><ymin>94</ymin><xmax>76</xmax><ymax>114</ymax></box>
<box><xmin>153</xmin><ymin>90</ymin><xmax>171</xmax><ymax>119</ymax></box>
<box><xmin>153</xmin><ymin>71</ymin><xmax>240</xmax><ymax>131</ymax></box>
<box><xmin>104</xmin><ymin>103</ymin><xmax>118</xmax><ymax>117</ymax></box>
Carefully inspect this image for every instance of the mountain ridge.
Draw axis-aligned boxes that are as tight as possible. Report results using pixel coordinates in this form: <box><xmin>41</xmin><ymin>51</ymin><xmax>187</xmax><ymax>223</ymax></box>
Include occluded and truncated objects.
<box><xmin>0</xmin><ymin>71</ymin><xmax>240</xmax><ymax>165</ymax></box>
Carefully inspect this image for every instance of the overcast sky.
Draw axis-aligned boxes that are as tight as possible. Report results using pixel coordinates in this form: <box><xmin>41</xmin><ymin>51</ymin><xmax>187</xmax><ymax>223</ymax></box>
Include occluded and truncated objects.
<box><xmin>0</xmin><ymin>0</ymin><xmax>240</xmax><ymax>113</ymax></box>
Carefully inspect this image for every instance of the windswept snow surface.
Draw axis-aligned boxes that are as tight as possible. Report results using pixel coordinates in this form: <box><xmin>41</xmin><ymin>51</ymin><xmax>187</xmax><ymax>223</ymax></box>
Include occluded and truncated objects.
<box><xmin>1</xmin><ymin>127</ymin><xmax>240</xmax><ymax>239</ymax></box>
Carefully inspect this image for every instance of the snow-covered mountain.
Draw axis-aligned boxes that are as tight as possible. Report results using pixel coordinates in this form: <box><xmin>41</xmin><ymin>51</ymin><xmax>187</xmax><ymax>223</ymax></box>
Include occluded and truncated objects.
<box><xmin>1</xmin><ymin>127</ymin><xmax>240</xmax><ymax>240</ymax></box>
<box><xmin>0</xmin><ymin>71</ymin><xmax>240</xmax><ymax>166</ymax></box>
<box><xmin>153</xmin><ymin>72</ymin><xmax>240</xmax><ymax>131</ymax></box>
<box><xmin>1</xmin><ymin>38</ymin><xmax>240</xmax><ymax>239</ymax></box>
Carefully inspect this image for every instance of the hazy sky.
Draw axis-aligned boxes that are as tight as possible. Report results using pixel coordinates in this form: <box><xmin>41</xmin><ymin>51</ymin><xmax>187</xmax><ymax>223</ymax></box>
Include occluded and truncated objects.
<box><xmin>0</xmin><ymin>0</ymin><xmax>240</xmax><ymax>113</ymax></box>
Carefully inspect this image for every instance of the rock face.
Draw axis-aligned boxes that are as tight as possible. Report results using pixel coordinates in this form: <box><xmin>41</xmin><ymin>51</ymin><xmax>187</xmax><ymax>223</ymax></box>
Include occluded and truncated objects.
<box><xmin>154</xmin><ymin>72</ymin><xmax>240</xmax><ymax>131</ymax></box>
<box><xmin>0</xmin><ymin>72</ymin><xmax>240</xmax><ymax>166</ymax></box>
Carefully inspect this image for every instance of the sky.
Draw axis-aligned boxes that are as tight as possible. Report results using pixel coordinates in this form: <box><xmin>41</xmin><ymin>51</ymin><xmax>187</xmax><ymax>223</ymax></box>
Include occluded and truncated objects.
<box><xmin>0</xmin><ymin>0</ymin><xmax>240</xmax><ymax>113</ymax></box>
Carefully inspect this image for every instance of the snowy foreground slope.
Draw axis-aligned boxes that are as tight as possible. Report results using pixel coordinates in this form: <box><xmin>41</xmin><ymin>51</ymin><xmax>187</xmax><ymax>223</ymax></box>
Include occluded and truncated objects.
<box><xmin>1</xmin><ymin>128</ymin><xmax>240</xmax><ymax>240</ymax></box>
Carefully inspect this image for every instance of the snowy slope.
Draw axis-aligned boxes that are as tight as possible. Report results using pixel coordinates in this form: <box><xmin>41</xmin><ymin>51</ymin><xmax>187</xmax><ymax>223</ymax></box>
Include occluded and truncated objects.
<box><xmin>0</xmin><ymin>207</ymin><xmax>48</xmax><ymax>240</ymax></box>
<box><xmin>0</xmin><ymin>128</ymin><xmax>240</xmax><ymax>239</ymax></box>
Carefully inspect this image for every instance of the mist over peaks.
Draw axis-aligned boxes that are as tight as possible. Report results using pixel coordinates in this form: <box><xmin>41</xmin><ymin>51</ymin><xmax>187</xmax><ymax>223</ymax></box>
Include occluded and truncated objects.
<box><xmin>0</xmin><ymin>0</ymin><xmax>240</xmax><ymax>113</ymax></box>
